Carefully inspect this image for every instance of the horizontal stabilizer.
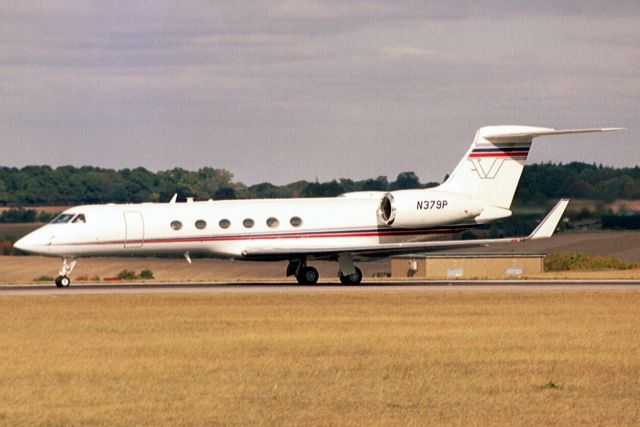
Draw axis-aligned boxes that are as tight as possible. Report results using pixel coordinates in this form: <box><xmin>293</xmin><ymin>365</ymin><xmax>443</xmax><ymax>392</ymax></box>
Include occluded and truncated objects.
<box><xmin>484</xmin><ymin>127</ymin><xmax>623</xmax><ymax>142</ymax></box>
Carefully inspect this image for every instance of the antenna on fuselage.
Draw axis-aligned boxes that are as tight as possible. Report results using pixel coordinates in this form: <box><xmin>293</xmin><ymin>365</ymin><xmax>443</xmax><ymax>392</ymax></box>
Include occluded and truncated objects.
<box><xmin>169</xmin><ymin>193</ymin><xmax>178</xmax><ymax>204</ymax></box>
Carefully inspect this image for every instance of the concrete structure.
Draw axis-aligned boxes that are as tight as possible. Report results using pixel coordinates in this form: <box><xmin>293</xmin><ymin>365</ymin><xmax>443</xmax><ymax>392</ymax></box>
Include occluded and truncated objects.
<box><xmin>391</xmin><ymin>253</ymin><xmax>544</xmax><ymax>279</ymax></box>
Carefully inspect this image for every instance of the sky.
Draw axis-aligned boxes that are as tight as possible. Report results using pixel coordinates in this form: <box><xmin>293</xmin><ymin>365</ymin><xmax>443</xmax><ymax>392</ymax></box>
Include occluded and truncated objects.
<box><xmin>1</xmin><ymin>1</ymin><xmax>638</xmax><ymax>185</ymax></box>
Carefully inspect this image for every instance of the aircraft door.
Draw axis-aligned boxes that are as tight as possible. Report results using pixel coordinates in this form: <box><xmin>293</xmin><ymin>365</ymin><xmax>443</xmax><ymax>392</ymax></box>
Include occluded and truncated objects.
<box><xmin>124</xmin><ymin>211</ymin><xmax>144</xmax><ymax>248</ymax></box>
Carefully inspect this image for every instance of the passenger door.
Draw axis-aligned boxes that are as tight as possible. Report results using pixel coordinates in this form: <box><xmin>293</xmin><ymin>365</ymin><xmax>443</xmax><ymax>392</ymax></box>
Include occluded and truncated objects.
<box><xmin>123</xmin><ymin>211</ymin><xmax>144</xmax><ymax>248</ymax></box>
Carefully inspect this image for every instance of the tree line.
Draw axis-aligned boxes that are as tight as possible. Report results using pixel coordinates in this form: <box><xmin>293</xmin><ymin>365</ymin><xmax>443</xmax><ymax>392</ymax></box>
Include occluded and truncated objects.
<box><xmin>514</xmin><ymin>162</ymin><xmax>640</xmax><ymax>204</ymax></box>
<box><xmin>1</xmin><ymin>162</ymin><xmax>640</xmax><ymax>207</ymax></box>
<box><xmin>0</xmin><ymin>166</ymin><xmax>434</xmax><ymax>206</ymax></box>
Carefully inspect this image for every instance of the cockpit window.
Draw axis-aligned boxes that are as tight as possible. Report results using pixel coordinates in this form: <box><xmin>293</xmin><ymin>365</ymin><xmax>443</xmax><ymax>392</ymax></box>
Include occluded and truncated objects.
<box><xmin>51</xmin><ymin>214</ymin><xmax>75</xmax><ymax>224</ymax></box>
<box><xmin>72</xmin><ymin>214</ymin><xmax>86</xmax><ymax>224</ymax></box>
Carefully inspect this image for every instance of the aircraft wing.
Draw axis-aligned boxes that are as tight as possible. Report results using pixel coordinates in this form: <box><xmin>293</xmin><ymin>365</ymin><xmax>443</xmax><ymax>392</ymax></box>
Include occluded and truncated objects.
<box><xmin>242</xmin><ymin>199</ymin><xmax>569</xmax><ymax>259</ymax></box>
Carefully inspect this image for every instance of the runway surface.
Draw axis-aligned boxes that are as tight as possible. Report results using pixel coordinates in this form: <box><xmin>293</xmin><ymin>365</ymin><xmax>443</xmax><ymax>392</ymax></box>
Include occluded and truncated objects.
<box><xmin>2</xmin><ymin>280</ymin><xmax>640</xmax><ymax>296</ymax></box>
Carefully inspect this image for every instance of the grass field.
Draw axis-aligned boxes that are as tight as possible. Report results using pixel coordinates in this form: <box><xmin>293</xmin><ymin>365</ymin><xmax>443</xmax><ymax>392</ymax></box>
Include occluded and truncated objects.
<box><xmin>1</xmin><ymin>290</ymin><xmax>639</xmax><ymax>425</ymax></box>
<box><xmin>0</xmin><ymin>256</ymin><xmax>394</xmax><ymax>284</ymax></box>
<box><xmin>2</xmin><ymin>255</ymin><xmax>640</xmax><ymax>285</ymax></box>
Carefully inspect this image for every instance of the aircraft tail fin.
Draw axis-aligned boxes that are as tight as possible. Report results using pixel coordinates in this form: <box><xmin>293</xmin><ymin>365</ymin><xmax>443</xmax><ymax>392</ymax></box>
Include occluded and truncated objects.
<box><xmin>439</xmin><ymin>126</ymin><xmax>622</xmax><ymax>209</ymax></box>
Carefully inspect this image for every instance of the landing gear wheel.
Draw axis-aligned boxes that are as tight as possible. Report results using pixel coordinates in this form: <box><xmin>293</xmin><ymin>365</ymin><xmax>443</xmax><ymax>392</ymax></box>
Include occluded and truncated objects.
<box><xmin>55</xmin><ymin>275</ymin><xmax>71</xmax><ymax>288</ymax></box>
<box><xmin>296</xmin><ymin>266</ymin><xmax>319</xmax><ymax>285</ymax></box>
<box><xmin>55</xmin><ymin>257</ymin><xmax>77</xmax><ymax>288</ymax></box>
<box><xmin>339</xmin><ymin>267</ymin><xmax>363</xmax><ymax>285</ymax></box>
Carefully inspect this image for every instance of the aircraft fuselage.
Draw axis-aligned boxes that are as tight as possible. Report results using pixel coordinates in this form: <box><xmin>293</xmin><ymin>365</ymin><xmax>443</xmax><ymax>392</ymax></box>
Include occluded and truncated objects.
<box><xmin>15</xmin><ymin>189</ymin><xmax>487</xmax><ymax>259</ymax></box>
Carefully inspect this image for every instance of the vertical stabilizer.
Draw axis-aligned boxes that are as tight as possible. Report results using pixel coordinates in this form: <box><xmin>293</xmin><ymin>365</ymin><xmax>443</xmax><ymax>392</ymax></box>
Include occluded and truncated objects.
<box><xmin>439</xmin><ymin>126</ymin><xmax>622</xmax><ymax>209</ymax></box>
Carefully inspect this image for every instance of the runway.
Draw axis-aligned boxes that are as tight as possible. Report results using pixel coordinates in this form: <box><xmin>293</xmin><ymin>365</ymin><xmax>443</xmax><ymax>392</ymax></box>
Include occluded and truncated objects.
<box><xmin>2</xmin><ymin>280</ymin><xmax>640</xmax><ymax>296</ymax></box>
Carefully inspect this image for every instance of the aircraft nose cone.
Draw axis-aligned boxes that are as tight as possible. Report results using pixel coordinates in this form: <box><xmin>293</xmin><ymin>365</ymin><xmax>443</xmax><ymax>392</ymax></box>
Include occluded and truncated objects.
<box><xmin>13</xmin><ymin>236</ymin><xmax>28</xmax><ymax>252</ymax></box>
<box><xmin>13</xmin><ymin>232</ymin><xmax>46</xmax><ymax>254</ymax></box>
<box><xmin>13</xmin><ymin>228</ymin><xmax>56</xmax><ymax>255</ymax></box>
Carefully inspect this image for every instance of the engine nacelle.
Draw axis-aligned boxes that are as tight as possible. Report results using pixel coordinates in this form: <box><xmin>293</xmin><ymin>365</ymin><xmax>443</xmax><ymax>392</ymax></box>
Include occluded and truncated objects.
<box><xmin>379</xmin><ymin>190</ymin><xmax>483</xmax><ymax>228</ymax></box>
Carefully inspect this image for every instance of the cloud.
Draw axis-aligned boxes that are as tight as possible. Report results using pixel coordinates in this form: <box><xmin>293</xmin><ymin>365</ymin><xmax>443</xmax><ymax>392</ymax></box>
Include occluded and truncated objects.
<box><xmin>273</xmin><ymin>0</ymin><xmax>392</xmax><ymax>19</ymax></box>
<box><xmin>381</xmin><ymin>46</ymin><xmax>435</xmax><ymax>58</ymax></box>
<box><xmin>0</xmin><ymin>1</ymin><xmax>638</xmax><ymax>184</ymax></box>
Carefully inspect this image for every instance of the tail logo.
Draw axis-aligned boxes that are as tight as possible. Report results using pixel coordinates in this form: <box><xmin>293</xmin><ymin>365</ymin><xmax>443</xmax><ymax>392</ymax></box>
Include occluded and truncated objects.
<box><xmin>468</xmin><ymin>158</ymin><xmax>505</xmax><ymax>179</ymax></box>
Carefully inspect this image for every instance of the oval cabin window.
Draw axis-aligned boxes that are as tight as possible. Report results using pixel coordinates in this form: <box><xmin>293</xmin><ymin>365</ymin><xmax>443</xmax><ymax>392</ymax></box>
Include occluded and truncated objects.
<box><xmin>243</xmin><ymin>218</ymin><xmax>254</xmax><ymax>228</ymax></box>
<box><xmin>266</xmin><ymin>217</ymin><xmax>279</xmax><ymax>228</ymax></box>
<box><xmin>170</xmin><ymin>220</ymin><xmax>182</xmax><ymax>231</ymax></box>
<box><xmin>290</xmin><ymin>216</ymin><xmax>302</xmax><ymax>227</ymax></box>
<box><xmin>195</xmin><ymin>219</ymin><xmax>207</xmax><ymax>230</ymax></box>
<box><xmin>219</xmin><ymin>219</ymin><xmax>231</xmax><ymax>229</ymax></box>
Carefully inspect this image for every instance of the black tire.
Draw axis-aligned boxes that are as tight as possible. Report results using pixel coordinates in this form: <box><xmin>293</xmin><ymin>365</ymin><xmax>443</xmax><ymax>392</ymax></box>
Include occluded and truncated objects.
<box><xmin>55</xmin><ymin>276</ymin><xmax>63</xmax><ymax>288</ymax></box>
<box><xmin>296</xmin><ymin>266</ymin><xmax>319</xmax><ymax>285</ymax></box>
<box><xmin>59</xmin><ymin>276</ymin><xmax>71</xmax><ymax>287</ymax></box>
<box><xmin>339</xmin><ymin>267</ymin><xmax>363</xmax><ymax>285</ymax></box>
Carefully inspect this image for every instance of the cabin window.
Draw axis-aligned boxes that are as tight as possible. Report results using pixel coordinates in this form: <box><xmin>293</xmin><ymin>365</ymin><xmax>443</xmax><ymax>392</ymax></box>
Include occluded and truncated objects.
<box><xmin>72</xmin><ymin>214</ymin><xmax>86</xmax><ymax>224</ymax></box>
<box><xmin>290</xmin><ymin>216</ymin><xmax>303</xmax><ymax>227</ymax></box>
<box><xmin>243</xmin><ymin>218</ymin><xmax>254</xmax><ymax>228</ymax></box>
<box><xmin>219</xmin><ymin>219</ymin><xmax>231</xmax><ymax>229</ymax></box>
<box><xmin>170</xmin><ymin>220</ymin><xmax>182</xmax><ymax>230</ymax></box>
<box><xmin>195</xmin><ymin>219</ymin><xmax>207</xmax><ymax>230</ymax></box>
<box><xmin>266</xmin><ymin>217</ymin><xmax>279</xmax><ymax>228</ymax></box>
<box><xmin>51</xmin><ymin>214</ymin><xmax>75</xmax><ymax>224</ymax></box>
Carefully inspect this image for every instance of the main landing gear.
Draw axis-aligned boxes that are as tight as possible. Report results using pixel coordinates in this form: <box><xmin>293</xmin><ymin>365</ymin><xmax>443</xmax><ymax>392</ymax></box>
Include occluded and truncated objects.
<box><xmin>55</xmin><ymin>256</ymin><xmax>76</xmax><ymax>288</ymax></box>
<box><xmin>337</xmin><ymin>253</ymin><xmax>362</xmax><ymax>285</ymax></box>
<box><xmin>287</xmin><ymin>253</ymin><xmax>363</xmax><ymax>285</ymax></box>
<box><xmin>287</xmin><ymin>259</ymin><xmax>319</xmax><ymax>285</ymax></box>
<box><xmin>339</xmin><ymin>267</ymin><xmax>363</xmax><ymax>285</ymax></box>
<box><xmin>297</xmin><ymin>266</ymin><xmax>320</xmax><ymax>285</ymax></box>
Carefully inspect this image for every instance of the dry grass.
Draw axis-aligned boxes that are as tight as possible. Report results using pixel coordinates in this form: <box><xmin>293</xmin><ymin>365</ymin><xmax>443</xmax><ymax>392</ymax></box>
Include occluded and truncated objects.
<box><xmin>0</xmin><ymin>223</ymin><xmax>41</xmax><ymax>240</ymax></box>
<box><xmin>1</xmin><ymin>291</ymin><xmax>639</xmax><ymax>425</ymax></box>
<box><xmin>3</xmin><ymin>255</ymin><xmax>640</xmax><ymax>285</ymax></box>
<box><xmin>514</xmin><ymin>269</ymin><xmax>640</xmax><ymax>280</ymax></box>
<box><xmin>0</xmin><ymin>256</ymin><xmax>392</xmax><ymax>284</ymax></box>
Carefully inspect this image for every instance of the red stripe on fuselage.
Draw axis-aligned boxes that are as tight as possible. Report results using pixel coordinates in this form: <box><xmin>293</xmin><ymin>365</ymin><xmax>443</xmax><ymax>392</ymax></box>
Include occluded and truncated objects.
<box><xmin>60</xmin><ymin>225</ymin><xmax>476</xmax><ymax>248</ymax></box>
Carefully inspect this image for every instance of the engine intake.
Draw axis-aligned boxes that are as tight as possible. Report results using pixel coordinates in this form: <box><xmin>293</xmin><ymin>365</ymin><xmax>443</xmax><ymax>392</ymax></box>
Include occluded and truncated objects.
<box><xmin>378</xmin><ymin>190</ymin><xmax>482</xmax><ymax>228</ymax></box>
<box><xmin>380</xmin><ymin>193</ymin><xmax>396</xmax><ymax>225</ymax></box>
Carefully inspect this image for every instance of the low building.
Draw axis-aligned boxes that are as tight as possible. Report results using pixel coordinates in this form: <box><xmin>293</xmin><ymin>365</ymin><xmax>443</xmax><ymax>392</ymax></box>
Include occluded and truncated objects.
<box><xmin>391</xmin><ymin>253</ymin><xmax>545</xmax><ymax>279</ymax></box>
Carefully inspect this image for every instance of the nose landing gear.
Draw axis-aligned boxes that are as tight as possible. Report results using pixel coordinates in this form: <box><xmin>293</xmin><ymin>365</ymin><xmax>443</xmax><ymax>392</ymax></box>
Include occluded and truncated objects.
<box><xmin>55</xmin><ymin>275</ymin><xmax>71</xmax><ymax>287</ymax></box>
<box><xmin>55</xmin><ymin>257</ymin><xmax>76</xmax><ymax>288</ymax></box>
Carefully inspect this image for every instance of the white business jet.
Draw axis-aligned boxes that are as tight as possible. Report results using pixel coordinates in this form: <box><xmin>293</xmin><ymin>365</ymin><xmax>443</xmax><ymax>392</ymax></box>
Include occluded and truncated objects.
<box><xmin>14</xmin><ymin>125</ymin><xmax>621</xmax><ymax>287</ymax></box>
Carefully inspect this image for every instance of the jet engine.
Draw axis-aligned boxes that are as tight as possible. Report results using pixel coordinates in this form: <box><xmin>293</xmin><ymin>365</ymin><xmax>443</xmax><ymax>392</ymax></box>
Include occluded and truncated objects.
<box><xmin>379</xmin><ymin>190</ymin><xmax>483</xmax><ymax>228</ymax></box>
